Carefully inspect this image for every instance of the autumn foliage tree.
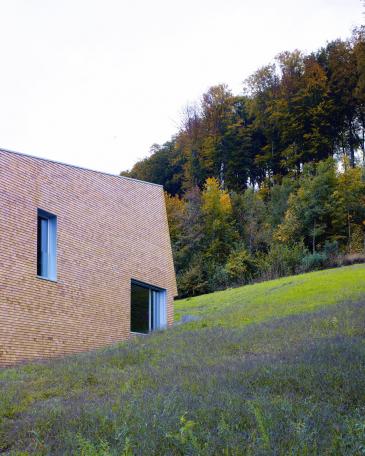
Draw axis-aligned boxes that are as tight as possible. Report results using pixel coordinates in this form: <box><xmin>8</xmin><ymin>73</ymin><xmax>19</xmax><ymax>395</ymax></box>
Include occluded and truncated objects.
<box><xmin>122</xmin><ymin>27</ymin><xmax>365</xmax><ymax>297</ymax></box>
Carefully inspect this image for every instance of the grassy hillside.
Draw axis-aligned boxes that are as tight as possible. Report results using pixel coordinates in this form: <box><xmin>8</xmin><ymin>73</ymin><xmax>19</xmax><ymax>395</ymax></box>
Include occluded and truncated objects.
<box><xmin>1</xmin><ymin>265</ymin><xmax>365</xmax><ymax>455</ymax></box>
<box><xmin>175</xmin><ymin>263</ymin><xmax>365</xmax><ymax>325</ymax></box>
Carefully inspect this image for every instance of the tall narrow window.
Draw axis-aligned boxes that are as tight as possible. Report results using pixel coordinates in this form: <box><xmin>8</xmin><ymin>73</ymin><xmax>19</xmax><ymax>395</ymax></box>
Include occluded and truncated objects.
<box><xmin>37</xmin><ymin>209</ymin><xmax>57</xmax><ymax>280</ymax></box>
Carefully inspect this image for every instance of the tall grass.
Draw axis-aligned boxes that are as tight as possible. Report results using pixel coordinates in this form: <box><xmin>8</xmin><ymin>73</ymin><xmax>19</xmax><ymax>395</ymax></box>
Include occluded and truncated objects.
<box><xmin>1</xmin><ymin>264</ymin><xmax>365</xmax><ymax>455</ymax></box>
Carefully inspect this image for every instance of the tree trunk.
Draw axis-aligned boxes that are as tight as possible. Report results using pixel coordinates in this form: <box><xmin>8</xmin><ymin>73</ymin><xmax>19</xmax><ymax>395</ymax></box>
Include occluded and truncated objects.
<box><xmin>349</xmin><ymin>120</ymin><xmax>355</xmax><ymax>168</ymax></box>
<box><xmin>359</xmin><ymin>112</ymin><xmax>365</xmax><ymax>164</ymax></box>
<box><xmin>348</xmin><ymin>211</ymin><xmax>351</xmax><ymax>253</ymax></box>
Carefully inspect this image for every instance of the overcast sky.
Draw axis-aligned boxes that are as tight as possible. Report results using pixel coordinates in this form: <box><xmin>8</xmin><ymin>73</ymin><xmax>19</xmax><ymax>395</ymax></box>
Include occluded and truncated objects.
<box><xmin>0</xmin><ymin>1</ymin><xmax>363</xmax><ymax>175</ymax></box>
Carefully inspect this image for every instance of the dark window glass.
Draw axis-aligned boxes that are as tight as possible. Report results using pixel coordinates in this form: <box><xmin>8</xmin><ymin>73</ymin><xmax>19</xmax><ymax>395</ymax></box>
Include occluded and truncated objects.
<box><xmin>131</xmin><ymin>283</ymin><xmax>150</xmax><ymax>333</ymax></box>
<box><xmin>37</xmin><ymin>215</ymin><xmax>49</xmax><ymax>277</ymax></box>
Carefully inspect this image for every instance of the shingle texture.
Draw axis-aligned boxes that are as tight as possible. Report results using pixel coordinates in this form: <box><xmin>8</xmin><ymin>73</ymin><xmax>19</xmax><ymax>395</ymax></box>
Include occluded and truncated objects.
<box><xmin>0</xmin><ymin>149</ymin><xmax>177</xmax><ymax>366</ymax></box>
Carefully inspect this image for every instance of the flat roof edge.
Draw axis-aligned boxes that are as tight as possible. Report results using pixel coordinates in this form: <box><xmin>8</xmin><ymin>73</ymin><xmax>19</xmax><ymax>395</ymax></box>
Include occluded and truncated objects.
<box><xmin>0</xmin><ymin>147</ymin><xmax>163</xmax><ymax>188</ymax></box>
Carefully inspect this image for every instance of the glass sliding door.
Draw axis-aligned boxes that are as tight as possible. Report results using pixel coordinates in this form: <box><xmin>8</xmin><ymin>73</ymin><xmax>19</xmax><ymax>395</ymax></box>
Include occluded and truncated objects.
<box><xmin>152</xmin><ymin>290</ymin><xmax>167</xmax><ymax>330</ymax></box>
<box><xmin>131</xmin><ymin>283</ymin><xmax>150</xmax><ymax>333</ymax></box>
<box><xmin>131</xmin><ymin>280</ymin><xmax>167</xmax><ymax>334</ymax></box>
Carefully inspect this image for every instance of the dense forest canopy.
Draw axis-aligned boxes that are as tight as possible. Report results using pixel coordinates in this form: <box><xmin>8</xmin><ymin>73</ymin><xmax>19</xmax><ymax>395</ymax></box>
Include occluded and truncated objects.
<box><xmin>122</xmin><ymin>28</ymin><xmax>365</xmax><ymax>297</ymax></box>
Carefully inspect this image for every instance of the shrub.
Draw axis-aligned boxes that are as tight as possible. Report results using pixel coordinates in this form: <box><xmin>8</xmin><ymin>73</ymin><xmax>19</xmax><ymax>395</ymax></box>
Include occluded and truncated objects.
<box><xmin>207</xmin><ymin>264</ymin><xmax>230</xmax><ymax>291</ymax></box>
<box><xmin>341</xmin><ymin>253</ymin><xmax>365</xmax><ymax>266</ymax></box>
<box><xmin>301</xmin><ymin>252</ymin><xmax>327</xmax><ymax>272</ymax></box>
<box><xmin>177</xmin><ymin>260</ymin><xmax>209</xmax><ymax>297</ymax></box>
<box><xmin>225</xmin><ymin>247</ymin><xmax>257</xmax><ymax>284</ymax></box>
<box><xmin>350</xmin><ymin>224</ymin><xmax>364</xmax><ymax>254</ymax></box>
<box><xmin>323</xmin><ymin>240</ymin><xmax>339</xmax><ymax>259</ymax></box>
<box><xmin>259</xmin><ymin>242</ymin><xmax>306</xmax><ymax>280</ymax></box>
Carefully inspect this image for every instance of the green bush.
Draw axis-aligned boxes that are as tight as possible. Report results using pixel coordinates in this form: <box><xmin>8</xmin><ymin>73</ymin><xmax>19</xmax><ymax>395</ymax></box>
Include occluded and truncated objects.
<box><xmin>301</xmin><ymin>252</ymin><xmax>327</xmax><ymax>272</ymax></box>
<box><xmin>177</xmin><ymin>259</ymin><xmax>209</xmax><ymax>297</ymax></box>
<box><xmin>207</xmin><ymin>264</ymin><xmax>230</xmax><ymax>291</ymax></box>
<box><xmin>225</xmin><ymin>247</ymin><xmax>257</xmax><ymax>284</ymax></box>
<box><xmin>259</xmin><ymin>243</ymin><xmax>306</xmax><ymax>280</ymax></box>
<box><xmin>323</xmin><ymin>240</ymin><xmax>339</xmax><ymax>259</ymax></box>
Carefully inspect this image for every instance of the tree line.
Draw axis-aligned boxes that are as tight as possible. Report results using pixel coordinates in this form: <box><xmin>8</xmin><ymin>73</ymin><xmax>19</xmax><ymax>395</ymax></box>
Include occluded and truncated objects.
<box><xmin>122</xmin><ymin>28</ymin><xmax>365</xmax><ymax>297</ymax></box>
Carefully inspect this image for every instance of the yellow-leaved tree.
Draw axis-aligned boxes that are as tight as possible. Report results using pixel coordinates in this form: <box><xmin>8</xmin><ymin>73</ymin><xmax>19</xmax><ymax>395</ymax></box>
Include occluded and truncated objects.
<box><xmin>201</xmin><ymin>177</ymin><xmax>238</xmax><ymax>264</ymax></box>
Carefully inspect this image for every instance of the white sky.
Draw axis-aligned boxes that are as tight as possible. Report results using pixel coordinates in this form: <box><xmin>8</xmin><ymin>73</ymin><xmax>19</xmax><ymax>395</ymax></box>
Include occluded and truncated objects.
<box><xmin>0</xmin><ymin>0</ymin><xmax>363</xmax><ymax>175</ymax></box>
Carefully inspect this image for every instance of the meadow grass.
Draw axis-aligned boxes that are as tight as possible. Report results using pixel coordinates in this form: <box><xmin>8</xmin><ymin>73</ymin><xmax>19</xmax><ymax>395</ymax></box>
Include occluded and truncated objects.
<box><xmin>1</xmin><ymin>264</ymin><xmax>365</xmax><ymax>455</ymax></box>
<box><xmin>175</xmin><ymin>264</ymin><xmax>365</xmax><ymax>326</ymax></box>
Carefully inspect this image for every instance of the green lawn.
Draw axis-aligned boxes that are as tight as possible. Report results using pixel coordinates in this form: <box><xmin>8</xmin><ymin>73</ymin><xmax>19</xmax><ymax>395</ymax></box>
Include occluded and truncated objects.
<box><xmin>175</xmin><ymin>264</ymin><xmax>365</xmax><ymax>326</ymax></box>
<box><xmin>1</xmin><ymin>264</ymin><xmax>365</xmax><ymax>455</ymax></box>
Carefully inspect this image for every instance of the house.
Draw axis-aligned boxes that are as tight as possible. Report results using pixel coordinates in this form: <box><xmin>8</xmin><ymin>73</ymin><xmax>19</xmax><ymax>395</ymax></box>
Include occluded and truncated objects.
<box><xmin>0</xmin><ymin>148</ymin><xmax>177</xmax><ymax>366</ymax></box>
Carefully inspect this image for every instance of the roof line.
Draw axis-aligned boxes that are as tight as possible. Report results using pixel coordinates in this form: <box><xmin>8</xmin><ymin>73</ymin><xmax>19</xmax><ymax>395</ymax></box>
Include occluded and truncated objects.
<box><xmin>0</xmin><ymin>147</ymin><xmax>163</xmax><ymax>188</ymax></box>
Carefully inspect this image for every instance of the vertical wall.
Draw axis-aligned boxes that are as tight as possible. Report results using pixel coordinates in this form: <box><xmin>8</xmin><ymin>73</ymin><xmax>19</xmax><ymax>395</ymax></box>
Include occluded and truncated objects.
<box><xmin>0</xmin><ymin>149</ymin><xmax>177</xmax><ymax>366</ymax></box>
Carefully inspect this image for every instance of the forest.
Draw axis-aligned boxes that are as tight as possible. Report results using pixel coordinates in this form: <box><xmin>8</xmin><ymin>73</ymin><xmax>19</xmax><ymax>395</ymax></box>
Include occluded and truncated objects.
<box><xmin>122</xmin><ymin>27</ymin><xmax>365</xmax><ymax>297</ymax></box>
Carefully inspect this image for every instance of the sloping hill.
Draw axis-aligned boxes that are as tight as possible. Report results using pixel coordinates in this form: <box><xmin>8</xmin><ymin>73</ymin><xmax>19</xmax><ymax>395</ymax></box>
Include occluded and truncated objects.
<box><xmin>175</xmin><ymin>263</ymin><xmax>365</xmax><ymax>326</ymax></box>
<box><xmin>1</xmin><ymin>265</ymin><xmax>365</xmax><ymax>455</ymax></box>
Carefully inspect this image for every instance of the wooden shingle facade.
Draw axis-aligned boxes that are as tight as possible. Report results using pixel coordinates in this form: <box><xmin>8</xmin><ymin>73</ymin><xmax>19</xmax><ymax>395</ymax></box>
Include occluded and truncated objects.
<box><xmin>0</xmin><ymin>149</ymin><xmax>177</xmax><ymax>366</ymax></box>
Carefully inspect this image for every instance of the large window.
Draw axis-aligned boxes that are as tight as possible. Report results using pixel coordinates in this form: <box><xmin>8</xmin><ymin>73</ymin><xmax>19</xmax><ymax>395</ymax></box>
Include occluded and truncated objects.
<box><xmin>131</xmin><ymin>280</ymin><xmax>167</xmax><ymax>334</ymax></box>
<box><xmin>37</xmin><ymin>209</ymin><xmax>57</xmax><ymax>280</ymax></box>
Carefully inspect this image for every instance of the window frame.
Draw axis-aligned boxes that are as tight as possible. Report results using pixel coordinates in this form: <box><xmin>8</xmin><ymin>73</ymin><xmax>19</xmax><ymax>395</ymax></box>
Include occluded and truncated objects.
<box><xmin>37</xmin><ymin>209</ymin><xmax>57</xmax><ymax>282</ymax></box>
<box><xmin>130</xmin><ymin>279</ymin><xmax>167</xmax><ymax>334</ymax></box>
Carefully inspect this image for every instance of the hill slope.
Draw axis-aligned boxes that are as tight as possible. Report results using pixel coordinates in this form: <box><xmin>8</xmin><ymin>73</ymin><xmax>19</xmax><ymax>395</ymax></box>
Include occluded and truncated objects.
<box><xmin>1</xmin><ymin>265</ymin><xmax>365</xmax><ymax>455</ymax></box>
